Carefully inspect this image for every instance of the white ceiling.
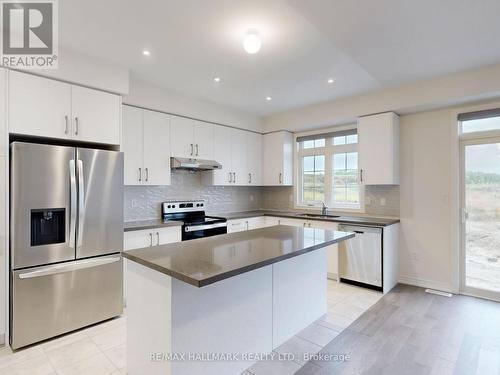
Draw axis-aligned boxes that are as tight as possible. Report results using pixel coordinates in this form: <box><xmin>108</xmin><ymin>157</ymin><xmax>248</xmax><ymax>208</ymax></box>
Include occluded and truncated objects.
<box><xmin>60</xmin><ymin>0</ymin><xmax>500</xmax><ymax>116</ymax></box>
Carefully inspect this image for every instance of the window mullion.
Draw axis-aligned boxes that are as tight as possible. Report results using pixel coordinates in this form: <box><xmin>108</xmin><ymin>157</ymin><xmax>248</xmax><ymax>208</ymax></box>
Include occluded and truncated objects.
<box><xmin>325</xmin><ymin>149</ymin><xmax>332</xmax><ymax>207</ymax></box>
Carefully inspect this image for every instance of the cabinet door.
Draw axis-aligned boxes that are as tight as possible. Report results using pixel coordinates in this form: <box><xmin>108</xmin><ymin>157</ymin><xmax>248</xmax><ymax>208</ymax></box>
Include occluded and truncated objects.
<box><xmin>170</xmin><ymin>116</ymin><xmax>194</xmax><ymax>158</ymax></box>
<box><xmin>154</xmin><ymin>227</ymin><xmax>181</xmax><ymax>245</ymax></box>
<box><xmin>9</xmin><ymin>71</ymin><xmax>71</xmax><ymax>139</ymax></box>
<box><xmin>124</xmin><ymin>230</ymin><xmax>153</xmax><ymax>250</ymax></box>
<box><xmin>227</xmin><ymin>219</ymin><xmax>248</xmax><ymax>233</ymax></box>
<box><xmin>307</xmin><ymin>220</ymin><xmax>339</xmax><ymax>279</ymax></box>
<box><xmin>279</xmin><ymin>218</ymin><xmax>306</xmax><ymax>227</ymax></box>
<box><xmin>358</xmin><ymin>112</ymin><xmax>399</xmax><ymax>185</ymax></box>
<box><xmin>122</xmin><ymin>106</ymin><xmax>144</xmax><ymax>185</ymax></box>
<box><xmin>211</xmin><ymin>125</ymin><xmax>233</xmax><ymax>185</ymax></box>
<box><xmin>246</xmin><ymin>132</ymin><xmax>262</xmax><ymax>185</ymax></box>
<box><xmin>265</xmin><ymin>216</ymin><xmax>281</xmax><ymax>226</ymax></box>
<box><xmin>71</xmin><ymin>85</ymin><xmax>120</xmax><ymax>144</ymax></box>
<box><xmin>231</xmin><ymin>129</ymin><xmax>247</xmax><ymax>185</ymax></box>
<box><xmin>193</xmin><ymin>120</ymin><xmax>214</xmax><ymax>160</ymax></box>
<box><xmin>143</xmin><ymin>110</ymin><xmax>171</xmax><ymax>185</ymax></box>
<box><xmin>262</xmin><ymin>132</ymin><xmax>282</xmax><ymax>185</ymax></box>
<box><xmin>0</xmin><ymin>69</ymin><xmax>6</xmax><ymax>156</ymax></box>
<box><xmin>247</xmin><ymin>216</ymin><xmax>266</xmax><ymax>230</ymax></box>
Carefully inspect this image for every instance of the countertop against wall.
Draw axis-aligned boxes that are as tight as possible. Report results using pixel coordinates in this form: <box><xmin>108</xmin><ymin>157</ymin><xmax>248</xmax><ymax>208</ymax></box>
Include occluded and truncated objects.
<box><xmin>124</xmin><ymin>209</ymin><xmax>400</xmax><ymax>231</ymax></box>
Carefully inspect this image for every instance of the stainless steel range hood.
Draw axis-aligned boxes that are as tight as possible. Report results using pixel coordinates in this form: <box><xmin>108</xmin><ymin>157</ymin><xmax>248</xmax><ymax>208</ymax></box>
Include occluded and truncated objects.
<box><xmin>170</xmin><ymin>157</ymin><xmax>222</xmax><ymax>171</ymax></box>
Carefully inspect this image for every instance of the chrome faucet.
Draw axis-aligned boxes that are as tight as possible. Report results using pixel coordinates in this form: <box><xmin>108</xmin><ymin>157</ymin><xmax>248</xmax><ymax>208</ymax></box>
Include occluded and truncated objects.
<box><xmin>321</xmin><ymin>202</ymin><xmax>328</xmax><ymax>215</ymax></box>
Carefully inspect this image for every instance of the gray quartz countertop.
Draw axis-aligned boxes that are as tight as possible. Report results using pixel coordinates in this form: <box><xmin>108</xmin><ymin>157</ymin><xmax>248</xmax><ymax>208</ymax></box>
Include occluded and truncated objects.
<box><xmin>122</xmin><ymin>226</ymin><xmax>354</xmax><ymax>287</ymax></box>
<box><xmin>212</xmin><ymin>210</ymin><xmax>400</xmax><ymax>227</ymax></box>
<box><xmin>124</xmin><ymin>219</ymin><xmax>182</xmax><ymax>232</ymax></box>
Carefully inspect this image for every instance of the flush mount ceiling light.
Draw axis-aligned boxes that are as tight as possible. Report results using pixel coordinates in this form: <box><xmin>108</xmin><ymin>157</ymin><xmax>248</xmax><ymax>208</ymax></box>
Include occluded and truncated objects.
<box><xmin>327</xmin><ymin>78</ymin><xmax>334</xmax><ymax>84</ymax></box>
<box><xmin>243</xmin><ymin>29</ymin><xmax>261</xmax><ymax>54</ymax></box>
<box><xmin>213</xmin><ymin>77</ymin><xmax>221</xmax><ymax>83</ymax></box>
<box><xmin>142</xmin><ymin>50</ymin><xmax>151</xmax><ymax>56</ymax></box>
<box><xmin>266</xmin><ymin>96</ymin><xmax>272</xmax><ymax>101</ymax></box>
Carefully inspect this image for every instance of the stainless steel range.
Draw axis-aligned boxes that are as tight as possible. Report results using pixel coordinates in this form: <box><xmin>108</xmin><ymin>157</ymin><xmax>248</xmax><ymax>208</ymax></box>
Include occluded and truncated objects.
<box><xmin>162</xmin><ymin>200</ymin><xmax>227</xmax><ymax>241</ymax></box>
<box><xmin>10</xmin><ymin>142</ymin><xmax>124</xmax><ymax>349</ymax></box>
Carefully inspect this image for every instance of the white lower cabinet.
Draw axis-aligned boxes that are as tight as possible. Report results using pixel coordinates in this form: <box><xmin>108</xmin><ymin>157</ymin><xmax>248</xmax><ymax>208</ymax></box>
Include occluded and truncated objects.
<box><xmin>227</xmin><ymin>217</ymin><xmax>267</xmax><ymax>233</ymax></box>
<box><xmin>124</xmin><ymin>226</ymin><xmax>181</xmax><ymax>251</ymax></box>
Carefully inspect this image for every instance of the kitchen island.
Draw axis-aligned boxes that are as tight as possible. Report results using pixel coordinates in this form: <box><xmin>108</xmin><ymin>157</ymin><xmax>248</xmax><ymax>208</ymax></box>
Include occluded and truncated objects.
<box><xmin>123</xmin><ymin>225</ymin><xmax>354</xmax><ymax>375</ymax></box>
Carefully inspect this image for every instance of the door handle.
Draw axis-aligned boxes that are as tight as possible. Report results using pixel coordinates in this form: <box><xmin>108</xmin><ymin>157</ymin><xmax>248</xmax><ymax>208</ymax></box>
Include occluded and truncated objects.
<box><xmin>138</xmin><ymin>168</ymin><xmax>142</xmax><ymax>182</ymax></box>
<box><xmin>145</xmin><ymin>167</ymin><xmax>149</xmax><ymax>182</ymax></box>
<box><xmin>69</xmin><ymin>160</ymin><xmax>77</xmax><ymax>249</ymax></box>
<box><xmin>18</xmin><ymin>256</ymin><xmax>121</xmax><ymax>279</ymax></box>
<box><xmin>190</xmin><ymin>144</ymin><xmax>194</xmax><ymax>156</ymax></box>
<box><xmin>156</xmin><ymin>232</ymin><xmax>160</xmax><ymax>246</ymax></box>
<box><xmin>77</xmin><ymin>159</ymin><xmax>85</xmax><ymax>248</ymax></box>
<box><xmin>196</xmin><ymin>144</ymin><xmax>199</xmax><ymax>156</ymax></box>
<box><xmin>64</xmin><ymin>115</ymin><xmax>69</xmax><ymax>135</ymax></box>
<box><xmin>74</xmin><ymin>117</ymin><xmax>79</xmax><ymax>136</ymax></box>
<box><xmin>149</xmin><ymin>232</ymin><xmax>153</xmax><ymax>247</ymax></box>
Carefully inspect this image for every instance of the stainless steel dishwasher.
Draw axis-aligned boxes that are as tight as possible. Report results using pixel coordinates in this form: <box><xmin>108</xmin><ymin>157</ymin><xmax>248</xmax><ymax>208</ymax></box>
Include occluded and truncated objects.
<box><xmin>338</xmin><ymin>224</ymin><xmax>383</xmax><ymax>291</ymax></box>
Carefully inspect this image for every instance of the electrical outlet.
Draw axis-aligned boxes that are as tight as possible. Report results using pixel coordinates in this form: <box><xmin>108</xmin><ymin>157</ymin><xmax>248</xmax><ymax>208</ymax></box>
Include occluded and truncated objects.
<box><xmin>380</xmin><ymin>198</ymin><xmax>386</xmax><ymax>206</ymax></box>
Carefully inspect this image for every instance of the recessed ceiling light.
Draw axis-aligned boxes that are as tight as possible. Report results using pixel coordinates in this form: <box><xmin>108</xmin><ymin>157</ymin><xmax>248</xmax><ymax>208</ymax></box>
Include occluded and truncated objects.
<box><xmin>327</xmin><ymin>78</ymin><xmax>334</xmax><ymax>84</ymax></box>
<box><xmin>266</xmin><ymin>96</ymin><xmax>272</xmax><ymax>101</ymax></box>
<box><xmin>243</xmin><ymin>29</ymin><xmax>261</xmax><ymax>54</ymax></box>
<box><xmin>213</xmin><ymin>77</ymin><xmax>221</xmax><ymax>83</ymax></box>
<box><xmin>142</xmin><ymin>50</ymin><xmax>151</xmax><ymax>56</ymax></box>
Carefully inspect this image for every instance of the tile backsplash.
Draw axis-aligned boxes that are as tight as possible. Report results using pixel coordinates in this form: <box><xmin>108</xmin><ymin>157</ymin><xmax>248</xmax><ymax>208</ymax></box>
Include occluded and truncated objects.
<box><xmin>124</xmin><ymin>170</ymin><xmax>400</xmax><ymax>222</ymax></box>
<box><xmin>124</xmin><ymin>170</ymin><xmax>262</xmax><ymax>221</ymax></box>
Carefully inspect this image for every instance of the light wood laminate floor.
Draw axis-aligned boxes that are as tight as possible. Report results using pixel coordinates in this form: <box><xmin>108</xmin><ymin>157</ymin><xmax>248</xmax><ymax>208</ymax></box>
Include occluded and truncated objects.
<box><xmin>295</xmin><ymin>284</ymin><xmax>500</xmax><ymax>375</ymax></box>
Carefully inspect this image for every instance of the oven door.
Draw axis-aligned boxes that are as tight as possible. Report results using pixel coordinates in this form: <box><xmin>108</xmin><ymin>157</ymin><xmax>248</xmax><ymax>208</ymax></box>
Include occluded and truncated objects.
<box><xmin>182</xmin><ymin>222</ymin><xmax>227</xmax><ymax>241</ymax></box>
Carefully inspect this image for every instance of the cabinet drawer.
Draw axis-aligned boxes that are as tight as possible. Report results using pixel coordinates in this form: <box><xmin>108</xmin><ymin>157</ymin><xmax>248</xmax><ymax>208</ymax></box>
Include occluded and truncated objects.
<box><xmin>124</xmin><ymin>227</ymin><xmax>181</xmax><ymax>250</ymax></box>
<box><xmin>227</xmin><ymin>219</ymin><xmax>248</xmax><ymax>233</ymax></box>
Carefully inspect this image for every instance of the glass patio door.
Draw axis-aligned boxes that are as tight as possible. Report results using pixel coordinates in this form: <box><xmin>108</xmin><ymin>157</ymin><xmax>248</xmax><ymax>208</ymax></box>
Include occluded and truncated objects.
<box><xmin>460</xmin><ymin>138</ymin><xmax>500</xmax><ymax>300</ymax></box>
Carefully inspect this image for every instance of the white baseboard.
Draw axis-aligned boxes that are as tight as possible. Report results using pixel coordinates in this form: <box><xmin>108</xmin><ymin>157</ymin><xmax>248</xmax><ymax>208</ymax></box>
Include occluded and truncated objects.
<box><xmin>327</xmin><ymin>272</ymin><xmax>338</xmax><ymax>281</ymax></box>
<box><xmin>399</xmin><ymin>275</ymin><xmax>452</xmax><ymax>293</ymax></box>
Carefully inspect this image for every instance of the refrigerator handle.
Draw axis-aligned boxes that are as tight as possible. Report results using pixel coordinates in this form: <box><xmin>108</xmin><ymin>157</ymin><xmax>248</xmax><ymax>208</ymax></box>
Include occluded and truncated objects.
<box><xmin>77</xmin><ymin>159</ymin><xmax>85</xmax><ymax>248</ymax></box>
<box><xmin>69</xmin><ymin>160</ymin><xmax>77</xmax><ymax>249</ymax></box>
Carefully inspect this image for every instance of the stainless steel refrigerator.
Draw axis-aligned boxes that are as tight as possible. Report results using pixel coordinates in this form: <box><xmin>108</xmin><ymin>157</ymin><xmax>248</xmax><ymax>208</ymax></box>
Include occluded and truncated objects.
<box><xmin>10</xmin><ymin>142</ymin><xmax>124</xmax><ymax>349</ymax></box>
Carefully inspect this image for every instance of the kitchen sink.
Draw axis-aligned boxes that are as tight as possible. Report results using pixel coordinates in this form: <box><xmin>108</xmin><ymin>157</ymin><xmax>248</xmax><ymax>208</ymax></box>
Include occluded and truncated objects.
<box><xmin>297</xmin><ymin>213</ymin><xmax>340</xmax><ymax>219</ymax></box>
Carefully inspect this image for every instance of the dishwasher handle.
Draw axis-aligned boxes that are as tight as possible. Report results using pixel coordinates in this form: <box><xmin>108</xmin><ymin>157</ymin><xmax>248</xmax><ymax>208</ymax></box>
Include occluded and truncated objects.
<box><xmin>338</xmin><ymin>224</ymin><xmax>382</xmax><ymax>235</ymax></box>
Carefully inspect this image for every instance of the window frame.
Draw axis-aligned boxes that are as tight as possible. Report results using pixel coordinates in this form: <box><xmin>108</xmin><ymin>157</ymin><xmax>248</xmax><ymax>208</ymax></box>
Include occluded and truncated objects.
<box><xmin>295</xmin><ymin>127</ymin><xmax>365</xmax><ymax>212</ymax></box>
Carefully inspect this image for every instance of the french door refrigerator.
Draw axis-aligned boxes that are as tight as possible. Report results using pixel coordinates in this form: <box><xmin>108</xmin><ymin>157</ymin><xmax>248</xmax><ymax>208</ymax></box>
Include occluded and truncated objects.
<box><xmin>10</xmin><ymin>142</ymin><xmax>124</xmax><ymax>349</ymax></box>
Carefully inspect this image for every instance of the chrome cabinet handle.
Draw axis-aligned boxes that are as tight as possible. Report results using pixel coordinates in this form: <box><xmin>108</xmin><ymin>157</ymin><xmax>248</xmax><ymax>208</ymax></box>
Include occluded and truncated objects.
<box><xmin>279</xmin><ymin>173</ymin><xmax>282</xmax><ymax>184</ymax></box>
<box><xmin>145</xmin><ymin>167</ymin><xmax>149</xmax><ymax>182</ymax></box>
<box><xmin>248</xmin><ymin>173</ymin><xmax>251</xmax><ymax>184</ymax></box>
<box><xmin>138</xmin><ymin>168</ymin><xmax>142</xmax><ymax>182</ymax></box>
<box><xmin>74</xmin><ymin>117</ymin><xmax>79</xmax><ymax>135</ymax></box>
<box><xmin>190</xmin><ymin>144</ymin><xmax>194</xmax><ymax>156</ymax></box>
<box><xmin>156</xmin><ymin>232</ymin><xmax>160</xmax><ymax>246</ymax></box>
<box><xmin>196</xmin><ymin>144</ymin><xmax>199</xmax><ymax>156</ymax></box>
<box><xmin>149</xmin><ymin>233</ymin><xmax>153</xmax><ymax>247</ymax></box>
<box><xmin>232</xmin><ymin>172</ymin><xmax>236</xmax><ymax>183</ymax></box>
<box><xmin>303</xmin><ymin>222</ymin><xmax>306</xmax><ymax>227</ymax></box>
<box><xmin>246</xmin><ymin>221</ymin><xmax>249</xmax><ymax>230</ymax></box>
<box><xmin>64</xmin><ymin>115</ymin><xmax>69</xmax><ymax>135</ymax></box>
<box><xmin>228</xmin><ymin>172</ymin><xmax>232</xmax><ymax>183</ymax></box>
<box><xmin>360</xmin><ymin>169</ymin><xmax>363</xmax><ymax>183</ymax></box>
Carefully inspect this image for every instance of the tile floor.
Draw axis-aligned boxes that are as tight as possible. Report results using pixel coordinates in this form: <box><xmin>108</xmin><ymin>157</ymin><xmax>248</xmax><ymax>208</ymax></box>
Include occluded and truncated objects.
<box><xmin>0</xmin><ymin>280</ymin><xmax>381</xmax><ymax>375</ymax></box>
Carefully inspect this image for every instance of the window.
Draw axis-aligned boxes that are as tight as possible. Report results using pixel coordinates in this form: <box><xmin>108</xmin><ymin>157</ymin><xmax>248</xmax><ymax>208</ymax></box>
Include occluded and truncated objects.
<box><xmin>297</xmin><ymin>129</ymin><xmax>362</xmax><ymax>210</ymax></box>
<box><xmin>459</xmin><ymin>109</ymin><xmax>500</xmax><ymax>134</ymax></box>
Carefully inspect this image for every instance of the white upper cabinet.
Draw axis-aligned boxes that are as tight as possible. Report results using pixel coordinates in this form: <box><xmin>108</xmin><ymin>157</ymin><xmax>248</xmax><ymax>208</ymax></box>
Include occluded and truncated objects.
<box><xmin>358</xmin><ymin>112</ymin><xmax>399</xmax><ymax>185</ymax></box>
<box><xmin>262</xmin><ymin>131</ymin><xmax>293</xmax><ymax>186</ymax></box>
<box><xmin>0</xmin><ymin>68</ymin><xmax>6</xmax><ymax>156</ymax></box>
<box><xmin>231</xmin><ymin>128</ymin><xmax>247</xmax><ymax>185</ymax></box>
<box><xmin>9</xmin><ymin>70</ymin><xmax>71</xmax><ymax>139</ymax></box>
<box><xmin>211</xmin><ymin>125</ymin><xmax>233</xmax><ymax>185</ymax></box>
<box><xmin>170</xmin><ymin>116</ymin><xmax>214</xmax><ymax>160</ymax></box>
<box><xmin>122</xmin><ymin>106</ymin><xmax>144</xmax><ymax>185</ymax></box>
<box><xmin>122</xmin><ymin>105</ymin><xmax>171</xmax><ymax>186</ymax></box>
<box><xmin>193</xmin><ymin>120</ymin><xmax>214</xmax><ymax>160</ymax></box>
<box><xmin>170</xmin><ymin>116</ymin><xmax>194</xmax><ymax>158</ymax></box>
<box><xmin>143</xmin><ymin>110</ymin><xmax>171</xmax><ymax>185</ymax></box>
<box><xmin>71</xmin><ymin>85</ymin><xmax>121</xmax><ymax>144</ymax></box>
<box><xmin>8</xmin><ymin>70</ymin><xmax>120</xmax><ymax>144</ymax></box>
<box><xmin>247</xmin><ymin>132</ymin><xmax>262</xmax><ymax>185</ymax></box>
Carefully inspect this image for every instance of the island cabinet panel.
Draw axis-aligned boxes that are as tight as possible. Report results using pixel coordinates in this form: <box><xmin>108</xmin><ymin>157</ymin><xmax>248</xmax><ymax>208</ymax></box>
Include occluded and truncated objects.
<box><xmin>272</xmin><ymin>249</ymin><xmax>327</xmax><ymax>347</ymax></box>
<box><xmin>124</xmin><ymin>227</ymin><xmax>181</xmax><ymax>250</ymax></box>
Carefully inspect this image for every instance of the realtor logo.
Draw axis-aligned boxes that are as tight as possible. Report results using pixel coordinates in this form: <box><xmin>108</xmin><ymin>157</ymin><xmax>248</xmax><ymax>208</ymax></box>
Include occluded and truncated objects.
<box><xmin>1</xmin><ymin>0</ymin><xmax>58</xmax><ymax>68</ymax></box>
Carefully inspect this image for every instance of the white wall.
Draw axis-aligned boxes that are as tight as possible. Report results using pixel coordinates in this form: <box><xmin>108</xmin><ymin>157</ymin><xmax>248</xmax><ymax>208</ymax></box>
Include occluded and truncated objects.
<box><xmin>124</xmin><ymin>75</ymin><xmax>263</xmax><ymax>133</ymax></box>
<box><xmin>264</xmin><ymin>63</ymin><xmax>500</xmax><ymax>133</ymax></box>
<box><xmin>399</xmin><ymin>107</ymin><xmax>455</xmax><ymax>291</ymax></box>
<box><xmin>30</xmin><ymin>48</ymin><xmax>130</xmax><ymax>95</ymax></box>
